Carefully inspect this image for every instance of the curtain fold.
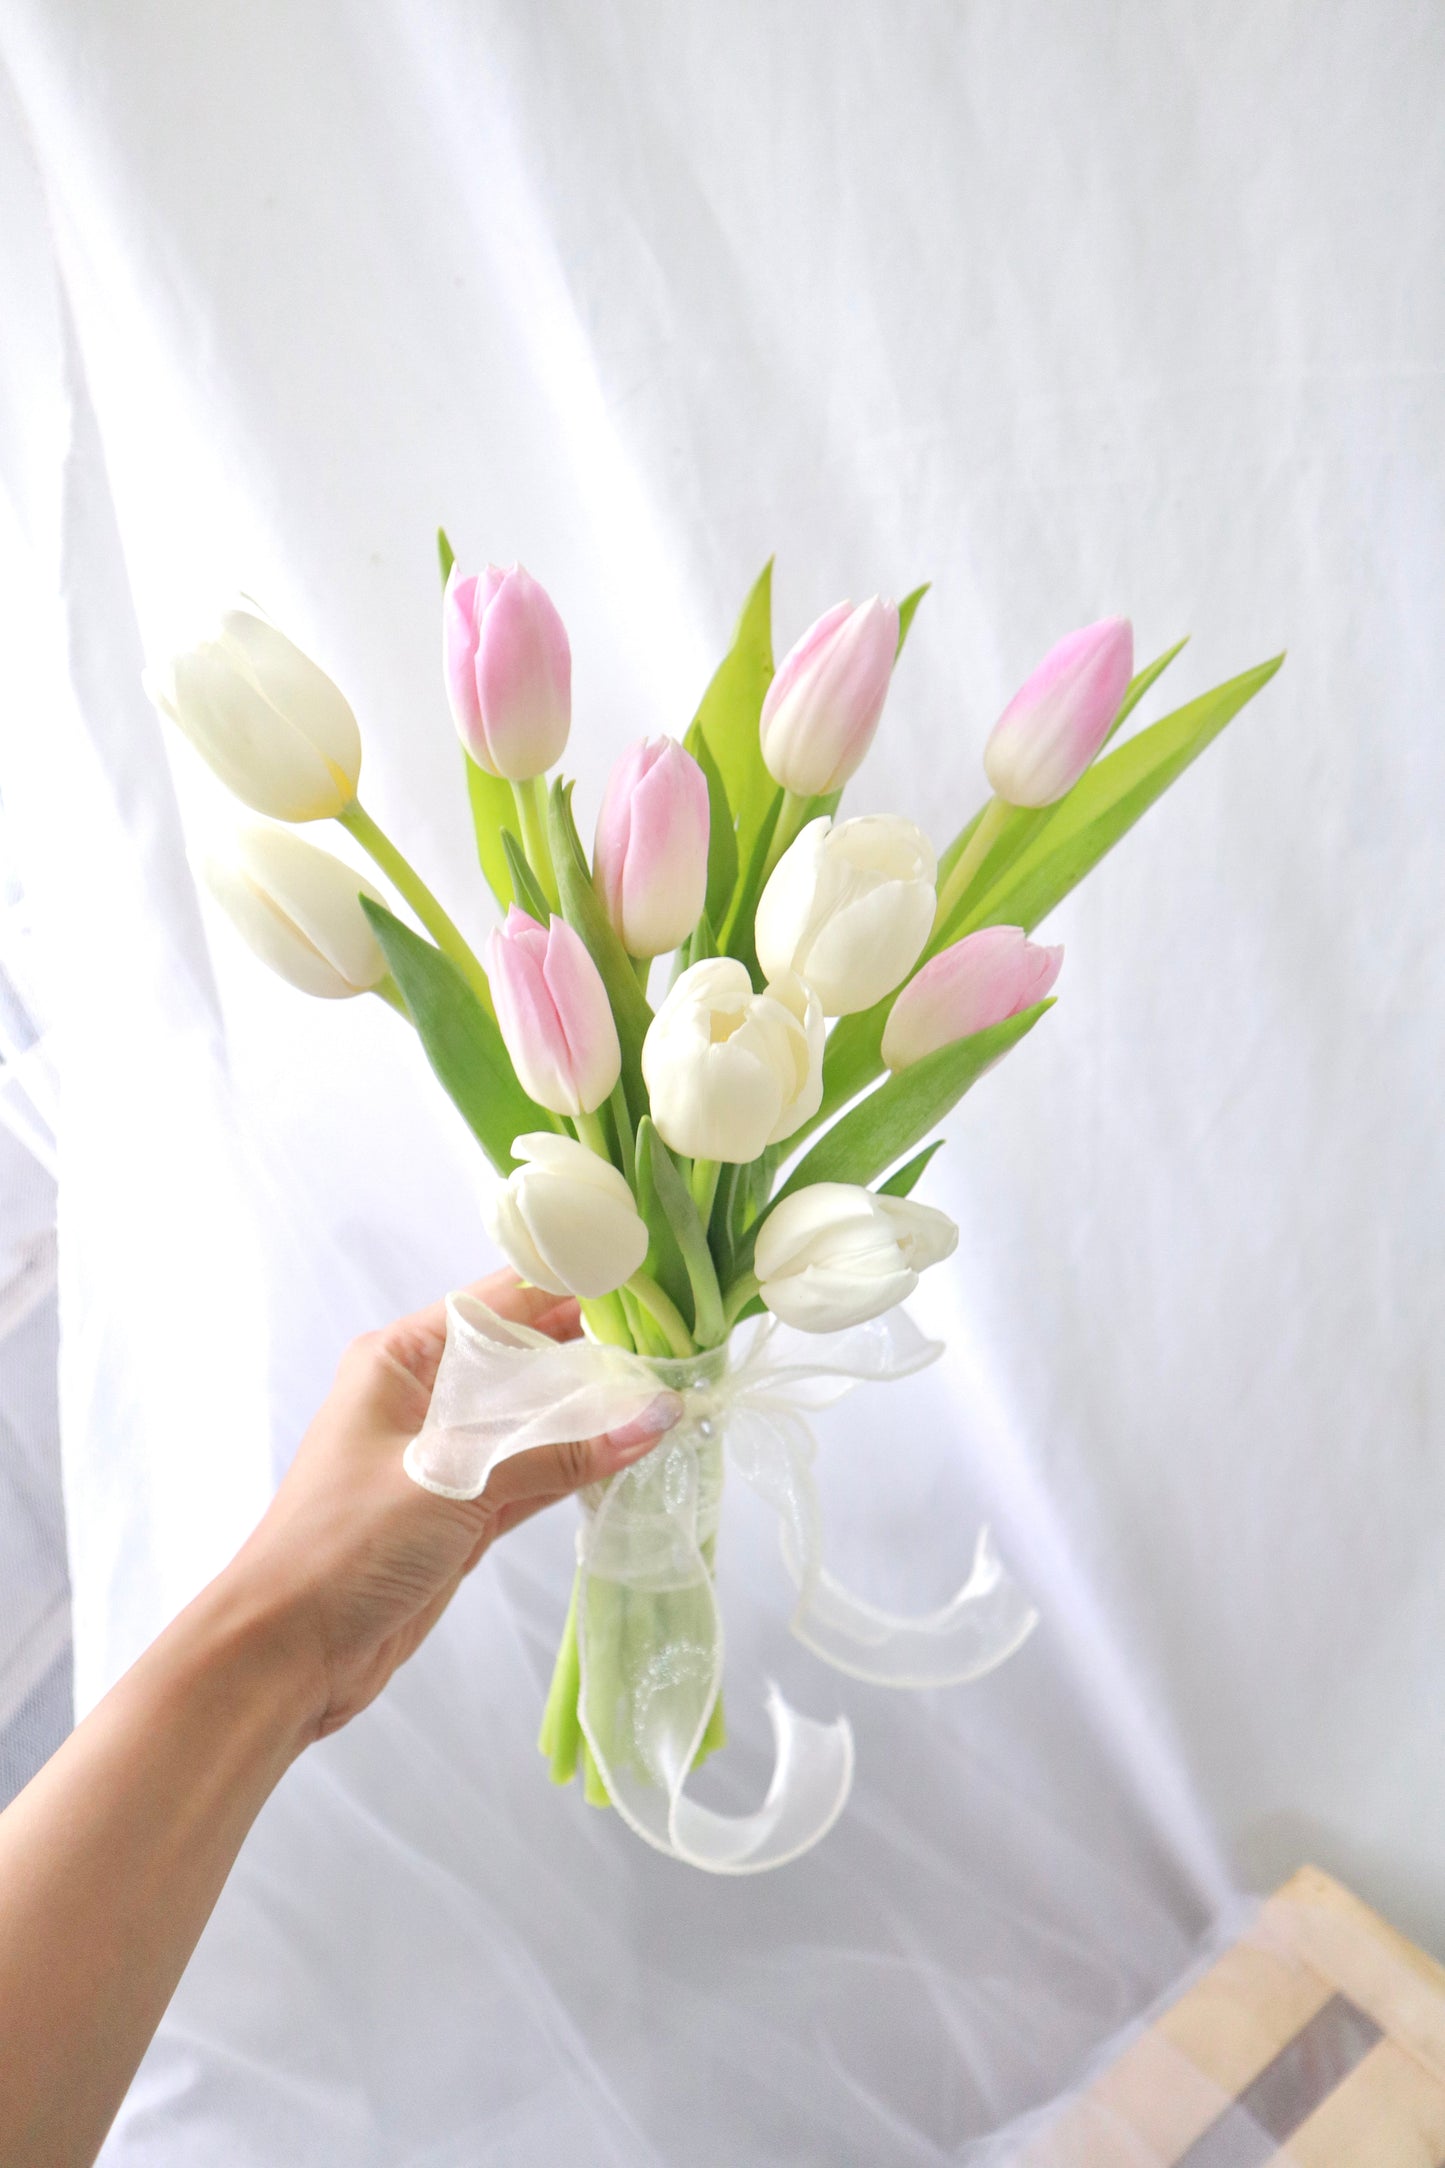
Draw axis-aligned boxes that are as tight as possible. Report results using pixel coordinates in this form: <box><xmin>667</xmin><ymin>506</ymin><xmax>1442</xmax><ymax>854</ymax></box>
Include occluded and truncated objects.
<box><xmin>1</xmin><ymin>4</ymin><xmax>1441</xmax><ymax>2158</ymax></box>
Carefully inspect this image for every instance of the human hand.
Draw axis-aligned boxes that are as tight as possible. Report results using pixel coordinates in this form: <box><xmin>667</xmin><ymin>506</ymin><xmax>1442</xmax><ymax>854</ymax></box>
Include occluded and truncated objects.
<box><xmin>223</xmin><ymin>1270</ymin><xmax>680</xmax><ymax>1742</ymax></box>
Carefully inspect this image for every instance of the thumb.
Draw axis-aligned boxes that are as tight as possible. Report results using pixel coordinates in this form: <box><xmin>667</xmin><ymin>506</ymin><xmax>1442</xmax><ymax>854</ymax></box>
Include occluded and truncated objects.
<box><xmin>471</xmin><ymin>1391</ymin><xmax>684</xmax><ymax>1521</ymax></box>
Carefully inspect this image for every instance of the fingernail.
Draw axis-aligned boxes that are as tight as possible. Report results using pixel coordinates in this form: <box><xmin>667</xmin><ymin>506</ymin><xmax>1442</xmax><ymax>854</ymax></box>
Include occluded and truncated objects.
<box><xmin>604</xmin><ymin>1391</ymin><xmax>683</xmax><ymax>1463</ymax></box>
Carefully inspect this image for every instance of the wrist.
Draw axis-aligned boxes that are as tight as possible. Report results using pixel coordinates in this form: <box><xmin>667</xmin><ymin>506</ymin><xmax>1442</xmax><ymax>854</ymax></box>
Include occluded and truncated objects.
<box><xmin>172</xmin><ymin>1561</ymin><xmax>330</xmax><ymax>1762</ymax></box>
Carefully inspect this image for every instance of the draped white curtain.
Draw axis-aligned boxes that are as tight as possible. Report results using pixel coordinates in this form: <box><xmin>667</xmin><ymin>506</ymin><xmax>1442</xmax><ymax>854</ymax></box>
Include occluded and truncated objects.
<box><xmin>1</xmin><ymin>4</ymin><xmax>1442</xmax><ymax>2159</ymax></box>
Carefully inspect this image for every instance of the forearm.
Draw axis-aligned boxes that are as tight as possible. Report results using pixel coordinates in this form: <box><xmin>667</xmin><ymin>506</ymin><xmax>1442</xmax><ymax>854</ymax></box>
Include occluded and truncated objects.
<box><xmin>0</xmin><ymin>1568</ymin><xmax>321</xmax><ymax>2168</ymax></box>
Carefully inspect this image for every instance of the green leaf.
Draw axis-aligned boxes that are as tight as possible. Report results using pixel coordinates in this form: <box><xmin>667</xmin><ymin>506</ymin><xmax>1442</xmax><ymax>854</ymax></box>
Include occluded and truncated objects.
<box><xmin>500</xmin><ymin>829</ymin><xmax>551</xmax><ymax>923</ymax></box>
<box><xmin>776</xmin><ymin>1002</ymin><xmax>1052</xmax><ymax>1201</ymax></box>
<box><xmin>813</xmin><ymin>1002</ymin><xmax>889</xmax><ymax>1130</ymax></box>
<box><xmin>710</xmin><ymin>1159</ymin><xmax>745</xmax><ymax>1285</ymax></box>
<box><xmin>361</xmin><ymin>899</ymin><xmax>547</xmax><ymax>1172</ymax></box>
<box><xmin>720</xmin><ymin>786</ymin><xmax>782</xmax><ymax>976</ymax></box>
<box><xmin>896</xmin><ymin>583</ymin><xmax>930</xmax><ymax>655</ymax></box>
<box><xmin>684</xmin><ymin>560</ymin><xmax>775</xmax><ymax>890</ymax></box>
<box><xmin>634</xmin><ymin>1119</ymin><xmax>692</xmax><ymax>1321</ymax></box>
<box><xmin>547</xmin><ymin>778</ymin><xmax>652</xmax><ymax>1122</ymax></box>
<box><xmin>711</xmin><ymin>1143</ymin><xmax>780</xmax><ymax>1294</ymax></box>
<box><xmin>690</xmin><ymin>727</ymin><xmax>740</xmax><ymax>934</ymax></box>
<box><xmin>1103</xmin><ymin>635</ymin><xmax>1189</xmax><ymax>746</ymax></box>
<box><xmin>637</xmin><ymin>1122</ymin><xmax>724</xmax><ymax>1342</ymax></box>
<box><xmin>936</xmin><ymin>799</ymin><xmax>989</xmax><ymax>889</ymax></box>
<box><xmin>464</xmin><ymin>755</ymin><xmax>518</xmax><ymax>910</ymax></box>
<box><xmin>437</xmin><ymin>527</ymin><xmax>456</xmax><ymax>583</ymax></box>
<box><xmin>952</xmin><ymin>655</ymin><xmax>1284</xmax><ymax>942</ymax></box>
<box><xmin>685</xmin><ymin>907</ymin><xmax>717</xmax><ymax>970</ymax></box>
<box><xmin>877</xmin><ymin>1139</ymin><xmax>945</xmax><ymax>1198</ymax></box>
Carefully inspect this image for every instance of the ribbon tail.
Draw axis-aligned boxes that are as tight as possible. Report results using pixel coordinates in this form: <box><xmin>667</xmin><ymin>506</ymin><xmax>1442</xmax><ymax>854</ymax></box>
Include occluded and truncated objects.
<box><xmin>727</xmin><ymin>1392</ymin><xmax>1039</xmax><ymax>1693</ymax></box>
<box><xmin>575</xmin><ymin>1425</ymin><xmax>853</xmax><ymax>1875</ymax></box>
<box><xmin>786</xmin><ymin>1523</ymin><xmax>1039</xmax><ymax>1689</ymax></box>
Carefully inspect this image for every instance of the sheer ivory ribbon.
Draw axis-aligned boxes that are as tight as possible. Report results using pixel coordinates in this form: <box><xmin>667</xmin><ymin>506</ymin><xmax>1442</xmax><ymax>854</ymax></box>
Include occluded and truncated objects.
<box><xmin>405</xmin><ymin>1294</ymin><xmax>1038</xmax><ymax>1873</ymax></box>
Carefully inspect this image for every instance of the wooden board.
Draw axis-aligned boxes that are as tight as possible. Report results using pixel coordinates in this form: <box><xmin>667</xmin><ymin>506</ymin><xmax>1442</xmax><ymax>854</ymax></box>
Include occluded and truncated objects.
<box><xmin>1017</xmin><ymin>1867</ymin><xmax>1445</xmax><ymax>2165</ymax></box>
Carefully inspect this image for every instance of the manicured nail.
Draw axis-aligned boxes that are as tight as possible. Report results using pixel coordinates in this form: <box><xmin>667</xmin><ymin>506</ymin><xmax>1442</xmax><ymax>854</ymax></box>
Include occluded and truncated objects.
<box><xmin>603</xmin><ymin>1391</ymin><xmax>683</xmax><ymax>1462</ymax></box>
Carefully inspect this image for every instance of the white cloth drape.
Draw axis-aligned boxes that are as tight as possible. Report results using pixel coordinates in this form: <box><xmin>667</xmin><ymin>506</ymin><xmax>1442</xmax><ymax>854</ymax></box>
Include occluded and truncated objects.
<box><xmin>1</xmin><ymin>4</ymin><xmax>1442</xmax><ymax>2159</ymax></box>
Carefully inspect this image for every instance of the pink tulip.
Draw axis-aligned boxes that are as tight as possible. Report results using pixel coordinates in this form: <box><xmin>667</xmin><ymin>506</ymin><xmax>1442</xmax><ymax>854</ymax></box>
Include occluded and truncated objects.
<box><xmin>759</xmin><ymin>596</ymin><xmax>900</xmax><ymax>796</ymax></box>
<box><xmin>487</xmin><ymin>906</ymin><xmax>621</xmax><ymax>1116</ymax></box>
<box><xmin>593</xmin><ymin>735</ymin><xmax>710</xmax><ymax>958</ymax></box>
<box><xmin>444</xmin><ymin>561</ymin><xmax>571</xmax><ymax>780</ymax></box>
<box><xmin>881</xmin><ymin>926</ymin><xmax>1063</xmax><ymax>1071</ymax></box>
<box><xmin>983</xmin><ymin>618</ymin><xmax>1134</xmax><ymax>808</ymax></box>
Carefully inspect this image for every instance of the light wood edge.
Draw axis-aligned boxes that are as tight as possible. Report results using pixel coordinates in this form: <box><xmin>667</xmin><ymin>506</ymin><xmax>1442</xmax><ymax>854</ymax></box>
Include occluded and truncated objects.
<box><xmin>1259</xmin><ymin>1864</ymin><xmax>1445</xmax><ymax>2089</ymax></box>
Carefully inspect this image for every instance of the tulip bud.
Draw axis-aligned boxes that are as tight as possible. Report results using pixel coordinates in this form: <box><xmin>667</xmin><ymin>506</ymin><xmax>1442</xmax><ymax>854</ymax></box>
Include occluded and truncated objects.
<box><xmin>983</xmin><ymin>617</ymin><xmax>1134</xmax><ymax>808</ymax></box>
<box><xmin>755</xmin><ymin>1182</ymin><xmax>958</xmax><ymax>1334</ymax></box>
<box><xmin>484</xmin><ymin>1132</ymin><xmax>649</xmax><ymax>1298</ymax></box>
<box><xmin>641</xmin><ymin>959</ymin><xmax>823</xmax><ymax>1163</ymax></box>
<box><xmin>443</xmin><ymin>561</ymin><xmax>571</xmax><ymax>780</ymax></box>
<box><xmin>593</xmin><ymin>736</ymin><xmax>710</xmax><ymax>958</ymax></box>
<box><xmin>755</xmin><ymin>814</ymin><xmax>936</xmax><ymax>1018</ymax></box>
<box><xmin>759</xmin><ymin>596</ymin><xmax>900</xmax><ymax>796</ymax></box>
<box><xmin>487</xmin><ymin>907</ymin><xmax>621</xmax><ymax>1117</ymax></box>
<box><xmin>882</xmin><ymin>927</ymin><xmax>1063</xmax><ymax>1072</ymax></box>
<box><xmin>203</xmin><ymin>825</ymin><xmax>387</xmax><ymax>998</ymax></box>
<box><xmin>147</xmin><ymin>604</ymin><xmax>361</xmax><ymax>821</ymax></box>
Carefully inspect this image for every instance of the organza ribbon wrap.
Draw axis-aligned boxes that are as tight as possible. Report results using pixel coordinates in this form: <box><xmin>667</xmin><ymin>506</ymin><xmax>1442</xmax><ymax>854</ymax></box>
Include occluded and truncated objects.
<box><xmin>405</xmin><ymin>1295</ymin><xmax>1038</xmax><ymax>1873</ymax></box>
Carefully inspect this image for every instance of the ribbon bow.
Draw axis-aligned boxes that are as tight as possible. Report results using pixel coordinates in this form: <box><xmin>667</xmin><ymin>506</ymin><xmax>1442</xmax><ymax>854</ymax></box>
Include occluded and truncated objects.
<box><xmin>405</xmin><ymin>1295</ymin><xmax>1037</xmax><ymax>1873</ymax></box>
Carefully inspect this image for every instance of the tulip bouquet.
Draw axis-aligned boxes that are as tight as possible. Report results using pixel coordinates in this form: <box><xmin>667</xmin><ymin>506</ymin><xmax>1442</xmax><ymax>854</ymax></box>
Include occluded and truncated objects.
<box><xmin>150</xmin><ymin>542</ymin><xmax>1279</xmax><ymax>1871</ymax></box>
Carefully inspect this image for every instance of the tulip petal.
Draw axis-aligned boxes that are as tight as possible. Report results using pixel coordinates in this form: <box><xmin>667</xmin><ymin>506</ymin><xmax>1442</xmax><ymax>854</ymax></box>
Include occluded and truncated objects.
<box><xmin>756</xmin><ymin>815</ymin><xmax>936</xmax><ymax>1018</ymax></box>
<box><xmin>761</xmin><ymin>1261</ymin><xmax>920</xmax><ymax>1333</ymax></box>
<box><xmin>219</xmin><ymin>608</ymin><xmax>363</xmax><ymax>785</ymax></box>
<box><xmin>542</xmin><ymin>917</ymin><xmax>622</xmax><ymax>1111</ymax></box>
<box><xmin>521</xmin><ymin>1165</ymin><xmax>649</xmax><ymax>1298</ymax></box>
<box><xmin>488</xmin><ymin>913</ymin><xmax>581</xmax><ymax>1113</ymax></box>
<box><xmin>220</xmin><ymin>826</ymin><xmax>387</xmax><ymax>992</ymax></box>
<box><xmin>759</xmin><ymin>597</ymin><xmax>899</xmax><ymax>796</ymax></box>
<box><xmin>443</xmin><ymin>568</ymin><xmax>487</xmax><ymax>754</ymax></box>
<box><xmin>473</xmin><ymin>567</ymin><xmax>572</xmax><ymax>780</ymax></box>
<box><xmin>983</xmin><ymin>618</ymin><xmax>1134</xmax><ymax>808</ymax></box>
<box><xmin>881</xmin><ymin>926</ymin><xmax>1063</xmax><ymax>1070</ymax></box>
<box><xmin>169</xmin><ymin>648</ymin><xmax>350</xmax><ymax>821</ymax></box>
<box><xmin>484</xmin><ymin>1179</ymin><xmax>571</xmax><ymax>1295</ymax></box>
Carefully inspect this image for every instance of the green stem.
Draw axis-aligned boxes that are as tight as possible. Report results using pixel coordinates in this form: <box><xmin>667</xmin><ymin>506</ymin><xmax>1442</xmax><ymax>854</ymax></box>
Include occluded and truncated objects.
<box><xmin>538</xmin><ymin>1573</ymin><xmax>583</xmax><ymax>1784</ymax></box>
<box><xmin>618</xmin><ymin>1284</ymin><xmax>662</xmax><ymax>1356</ymax></box>
<box><xmin>608</xmin><ymin>1080</ymin><xmax>636</xmax><ymax>1189</ymax></box>
<box><xmin>626</xmin><ymin>1271</ymin><xmax>696</xmax><ymax>1358</ymax></box>
<box><xmin>722</xmin><ymin>1271</ymin><xmax>761</xmax><ymax>1327</ymax></box>
<box><xmin>680</xmin><ymin>1243</ymin><xmax>725</xmax><ymax>1351</ymax></box>
<box><xmin>339</xmin><ymin>801</ymin><xmax>494</xmax><ymax>1014</ymax></box>
<box><xmin>630</xmin><ymin>953</ymin><xmax>653</xmax><ymax>997</ymax></box>
<box><xmin>759</xmin><ymin>788</ymin><xmax>813</xmax><ymax>884</ymax></box>
<box><xmin>933</xmin><ymin>795</ymin><xmax>1010</xmax><ymax>932</ymax></box>
<box><xmin>690</xmin><ymin>1157</ymin><xmax>721</xmax><ymax>1224</ymax></box>
<box><xmin>580</xmin><ymin>1292</ymin><xmax>632</xmax><ymax>1347</ymax></box>
<box><xmin>511</xmin><ymin>776</ymin><xmax>559</xmax><ymax>911</ymax></box>
<box><xmin>573</xmin><ymin>1106</ymin><xmax>613</xmax><ymax>1166</ymax></box>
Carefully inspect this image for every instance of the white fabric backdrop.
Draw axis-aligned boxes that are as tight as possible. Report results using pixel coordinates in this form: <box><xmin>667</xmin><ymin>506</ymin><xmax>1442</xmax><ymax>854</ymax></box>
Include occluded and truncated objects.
<box><xmin>1</xmin><ymin>3</ymin><xmax>1442</xmax><ymax>2158</ymax></box>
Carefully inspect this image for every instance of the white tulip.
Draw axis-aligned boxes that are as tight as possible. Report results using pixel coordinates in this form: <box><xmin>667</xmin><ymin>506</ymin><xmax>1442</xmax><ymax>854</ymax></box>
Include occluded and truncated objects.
<box><xmin>484</xmin><ymin>1132</ymin><xmax>650</xmax><ymax>1299</ymax></box>
<box><xmin>147</xmin><ymin>602</ymin><xmax>362</xmax><ymax>821</ymax></box>
<box><xmin>641</xmin><ymin>958</ymin><xmax>823</xmax><ymax>1163</ymax></box>
<box><xmin>204</xmin><ymin>825</ymin><xmax>387</xmax><ymax>998</ymax></box>
<box><xmin>754</xmin><ymin>815</ymin><xmax>937</xmax><ymax>1018</ymax></box>
<box><xmin>755</xmin><ymin>1182</ymin><xmax>958</xmax><ymax>1333</ymax></box>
